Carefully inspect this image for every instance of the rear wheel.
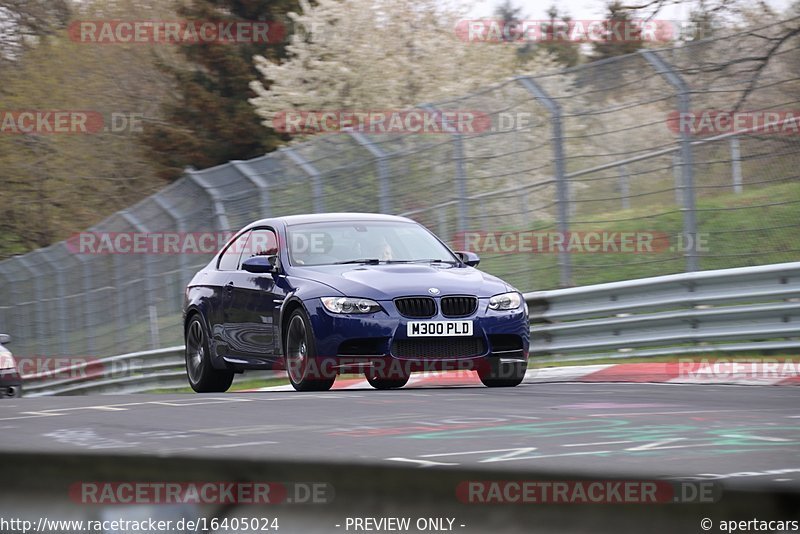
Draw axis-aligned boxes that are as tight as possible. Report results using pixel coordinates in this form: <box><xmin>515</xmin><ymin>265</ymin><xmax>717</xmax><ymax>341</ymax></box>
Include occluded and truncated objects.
<box><xmin>185</xmin><ymin>316</ymin><xmax>234</xmax><ymax>393</ymax></box>
<box><xmin>285</xmin><ymin>309</ymin><xmax>335</xmax><ymax>392</ymax></box>
<box><xmin>478</xmin><ymin>359</ymin><xmax>527</xmax><ymax>387</ymax></box>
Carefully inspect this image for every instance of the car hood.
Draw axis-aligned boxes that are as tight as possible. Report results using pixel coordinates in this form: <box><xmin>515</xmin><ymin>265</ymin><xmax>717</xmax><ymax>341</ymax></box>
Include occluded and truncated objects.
<box><xmin>291</xmin><ymin>264</ymin><xmax>510</xmax><ymax>300</ymax></box>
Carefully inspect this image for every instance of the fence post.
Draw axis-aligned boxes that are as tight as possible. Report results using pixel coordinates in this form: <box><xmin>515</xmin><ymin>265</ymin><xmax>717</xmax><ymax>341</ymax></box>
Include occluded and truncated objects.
<box><xmin>422</xmin><ymin>105</ymin><xmax>468</xmax><ymax>236</ymax></box>
<box><xmin>112</xmin><ymin>252</ymin><xmax>127</xmax><ymax>351</ymax></box>
<box><xmin>451</xmin><ymin>133</ymin><xmax>468</xmax><ymax>235</ymax></box>
<box><xmin>120</xmin><ymin>210</ymin><xmax>158</xmax><ymax>350</ymax></box>
<box><xmin>283</xmin><ymin>147</ymin><xmax>325</xmax><ymax>213</ymax></box>
<box><xmin>230</xmin><ymin>160</ymin><xmax>272</xmax><ymax>217</ymax></box>
<box><xmin>730</xmin><ymin>136</ymin><xmax>743</xmax><ymax>194</ymax></box>
<box><xmin>71</xmin><ymin>253</ymin><xmax>96</xmax><ymax>356</ymax></box>
<box><xmin>642</xmin><ymin>50</ymin><xmax>699</xmax><ymax>272</ymax></box>
<box><xmin>15</xmin><ymin>255</ymin><xmax>47</xmax><ymax>355</ymax></box>
<box><xmin>0</xmin><ymin>266</ymin><xmax>13</xmax><ymax>343</ymax></box>
<box><xmin>151</xmin><ymin>193</ymin><xmax>191</xmax><ymax>302</ymax></box>
<box><xmin>185</xmin><ymin>167</ymin><xmax>231</xmax><ymax>232</ymax></box>
<box><xmin>39</xmin><ymin>248</ymin><xmax>70</xmax><ymax>355</ymax></box>
<box><xmin>517</xmin><ymin>76</ymin><xmax>572</xmax><ymax>287</ymax></box>
<box><xmin>348</xmin><ymin>132</ymin><xmax>392</xmax><ymax>214</ymax></box>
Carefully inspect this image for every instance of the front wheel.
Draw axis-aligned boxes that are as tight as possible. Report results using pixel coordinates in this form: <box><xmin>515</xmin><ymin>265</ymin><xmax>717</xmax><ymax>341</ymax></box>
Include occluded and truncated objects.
<box><xmin>478</xmin><ymin>359</ymin><xmax>527</xmax><ymax>387</ymax></box>
<box><xmin>284</xmin><ymin>309</ymin><xmax>335</xmax><ymax>392</ymax></box>
<box><xmin>185</xmin><ymin>316</ymin><xmax>234</xmax><ymax>393</ymax></box>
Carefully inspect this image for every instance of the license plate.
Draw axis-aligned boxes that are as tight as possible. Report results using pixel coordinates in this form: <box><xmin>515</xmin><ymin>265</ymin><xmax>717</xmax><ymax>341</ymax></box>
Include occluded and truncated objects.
<box><xmin>407</xmin><ymin>321</ymin><xmax>473</xmax><ymax>337</ymax></box>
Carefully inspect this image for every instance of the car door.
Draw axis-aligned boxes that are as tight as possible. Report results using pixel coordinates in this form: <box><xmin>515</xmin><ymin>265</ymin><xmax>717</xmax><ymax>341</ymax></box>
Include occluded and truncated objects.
<box><xmin>211</xmin><ymin>230</ymin><xmax>251</xmax><ymax>357</ymax></box>
<box><xmin>222</xmin><ymin>228</ymin><xmax>284</xmax><ymax>367</ymax></box>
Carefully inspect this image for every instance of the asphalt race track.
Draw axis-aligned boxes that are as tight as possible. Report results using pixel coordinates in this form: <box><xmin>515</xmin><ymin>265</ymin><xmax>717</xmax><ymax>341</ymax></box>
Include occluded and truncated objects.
<box><xmin>2</xmin><ymin>382</ymin><xmax>799</xmax><ymax>486</ymax></box>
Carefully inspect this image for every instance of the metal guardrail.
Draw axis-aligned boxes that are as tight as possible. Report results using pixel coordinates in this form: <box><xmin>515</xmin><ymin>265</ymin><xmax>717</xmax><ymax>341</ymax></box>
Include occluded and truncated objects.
<box><xmin>22</xmin><ymin>261</ymin><xmax>800</xmax><ymax>395</ymax></box>
<box><xmin>21</xmin><ymin>346</ymin><xmax>189</xmax><ymax>397</ymax></box>
<box><xmin>525</xmin><ymin>261</ymin><xmax>800</xmax><ymax>363</ymax></box>
<box><xmin>21</xmin><ymin>345</ymin><xmax>282</xmax><ymax>397</ymax></box>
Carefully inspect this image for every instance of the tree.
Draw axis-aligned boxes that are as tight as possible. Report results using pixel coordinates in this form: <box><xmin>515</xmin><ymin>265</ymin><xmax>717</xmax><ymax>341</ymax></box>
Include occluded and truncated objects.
<box><xmin>591</xmin><ymin>1</ymin><xmax>645</xmax><ymax>61</ymax></box>
<box><xmin>685</xmin><ymin>0</ymin><xmax>718</xmax><ymax>41</ymax></box>
<box><xmin>0</xmin><ymin>0</ymin><xmax>70</xmax><ymax>63</ymax></box>
<box><xmin>494</xmin><ymin>0</ymin><xmax>524</xmax><ymax>42</ymax></box>
<box><xmin>538</xmin><ymin>5</ymin><xmax>582</xmax><ymax>67</ymax></box>
<box><xmin>139</xmin><ymin>0</ymin><xmax>298</xmax><ymax>180</ymax></box>
<box><xmin>249</xmin><ymin>0</ymin><xmax>559</xmax><ymax>130</ymax></box>
<box><xmin>0</xmin><ymin>0</ymin><xmax>177</xmax><ymax>256</ymax></box>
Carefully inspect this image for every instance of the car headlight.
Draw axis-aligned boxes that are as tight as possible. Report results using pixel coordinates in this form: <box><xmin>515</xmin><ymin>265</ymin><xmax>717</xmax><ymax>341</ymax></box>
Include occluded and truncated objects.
<box><xmin>321</xmin><ymin>297</ymin><xmax>382</xmax><ymax>314</ymax></box>
<box><xmin>488</xmin><ymin>291</ymin><xmax>522</xmax><ymax>310</ymax></box>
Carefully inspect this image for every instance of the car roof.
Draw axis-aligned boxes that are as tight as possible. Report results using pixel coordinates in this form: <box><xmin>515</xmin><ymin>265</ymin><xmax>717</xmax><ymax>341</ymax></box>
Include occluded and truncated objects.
<box><xmin>251</xmin><ymin>212</ymin><xmax>417</xmax><ymax>227</ymax></box>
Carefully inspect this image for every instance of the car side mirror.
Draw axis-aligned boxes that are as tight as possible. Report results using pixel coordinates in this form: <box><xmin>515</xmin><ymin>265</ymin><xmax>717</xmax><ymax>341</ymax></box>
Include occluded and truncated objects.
<box><xmin>242</xmin><ymin>256</ymin><xmax>278</xmax><ymax>274</ymax></box>
<box><xmin>454</xmin><ymin>251</ymin><xmax>480</xmax><ymax>267</ymax></box>
<box><xmin>0</xmin><ymin>334</ymin><xmax>10</xmax><ymax>345</ymax></box>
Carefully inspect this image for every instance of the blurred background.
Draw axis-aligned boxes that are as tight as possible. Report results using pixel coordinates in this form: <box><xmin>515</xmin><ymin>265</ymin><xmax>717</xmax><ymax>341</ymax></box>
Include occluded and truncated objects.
<box><xmin>0</xmin><ymin>0</ymin><xmax>799</xmax><ymax>360</ymax></box>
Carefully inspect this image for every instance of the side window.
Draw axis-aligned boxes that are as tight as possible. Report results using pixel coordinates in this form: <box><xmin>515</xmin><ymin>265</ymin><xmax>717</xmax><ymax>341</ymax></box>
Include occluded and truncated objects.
<box><xmin>240</xmin><ymin>229</ymin><xmax>279</xmax><ymax>263</ymax></box>
<box><xmin>217</xmin><ymin>231</ymin><xmax>250</xmax><ymax>271</ymax></box>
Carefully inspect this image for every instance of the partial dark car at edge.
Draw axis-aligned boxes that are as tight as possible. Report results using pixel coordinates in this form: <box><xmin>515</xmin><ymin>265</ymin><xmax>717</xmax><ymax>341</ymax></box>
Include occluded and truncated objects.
<box><xmin>0</xmin><ymin>334</ymin><xmax>22</xmax><ymax>398</ymax></box>
<box><xmin>183</xmin><ymin>213</ymin><xmax>529</xmax><ymax>392</ymax></box>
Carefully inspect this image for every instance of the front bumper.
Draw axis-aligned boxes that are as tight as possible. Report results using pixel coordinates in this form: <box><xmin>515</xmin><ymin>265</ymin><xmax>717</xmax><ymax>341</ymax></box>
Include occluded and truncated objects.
<box><xmin>305</xmin><ymin>297</ymin><xmax>529</xmax><ymax>375</ymax></box>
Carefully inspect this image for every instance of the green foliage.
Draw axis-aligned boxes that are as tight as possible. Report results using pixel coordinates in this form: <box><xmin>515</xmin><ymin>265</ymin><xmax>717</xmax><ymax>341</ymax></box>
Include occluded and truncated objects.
<box><xmin>139</xmin><ymin>0</ymin><xmax>298</xmax><ymax>180</ymax></box>
<box><xmin>478</xmin><ymin>181</ymin><xmax>800</xmax><ymax>291</ymax></box>
<box><xmin>0</xmin><ymin>9</ymin><xmax>172</xmax><ymax>255</ymax></box>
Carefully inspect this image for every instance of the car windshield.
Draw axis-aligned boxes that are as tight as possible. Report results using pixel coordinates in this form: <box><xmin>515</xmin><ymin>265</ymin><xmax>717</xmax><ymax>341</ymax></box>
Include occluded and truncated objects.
<box><xmin>287</xmin><ymin>220</ymin><xmax>456</xmax><ymax>266</ymax></box>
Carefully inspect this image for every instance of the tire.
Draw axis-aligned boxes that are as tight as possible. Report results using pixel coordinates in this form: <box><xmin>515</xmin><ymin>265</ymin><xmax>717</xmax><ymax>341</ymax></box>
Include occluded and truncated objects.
<box><xmin>185</xmin><ymin>315</ymin><xmax>234</xmax><ymax>393</ymax></box>
<box><xmin>478</xmin><ymin>359</ymin><xmax>527</xmax><ymax>388</ymax></box>
<box><xmin>365</xmin><ymin>372</ymin><xmax>410</xmax><ymax>390</ymax></box>
<box><xmin>284</xmin><ymin>308</ymin><xmax>335</xmax><ymax>392</ymax></box>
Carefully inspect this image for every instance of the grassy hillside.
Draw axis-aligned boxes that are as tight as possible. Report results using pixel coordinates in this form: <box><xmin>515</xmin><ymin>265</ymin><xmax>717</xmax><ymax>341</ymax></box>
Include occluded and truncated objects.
<box><xmin>478</xmin><ymin>181</ymin><xmax>800</xmax><ymax>291</ymax></box>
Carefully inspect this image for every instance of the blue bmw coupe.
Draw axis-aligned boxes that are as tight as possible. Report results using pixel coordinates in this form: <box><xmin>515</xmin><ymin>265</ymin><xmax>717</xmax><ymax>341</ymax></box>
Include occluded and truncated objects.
<box><xmin>183</xmin><ymin>213</ymin><xmax>529</xmax><ymax>392</ymax></box>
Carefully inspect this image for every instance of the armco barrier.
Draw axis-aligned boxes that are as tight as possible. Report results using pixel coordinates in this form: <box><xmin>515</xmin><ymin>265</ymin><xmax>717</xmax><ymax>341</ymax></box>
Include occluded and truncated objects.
<box><xmin>526</xmin><ymin>261</ymin><xmax>800</xmax><ymax>362</ymax></box>
<box><xmin>22</xmin><ymin>261</ymin><xmax>800</xmax><ymax>395</ymax></box>
<box><xmin>21</xmin><ymin>346</ymin><xmax>279</xmax><ymax>397</ymax></box>
<box><xmin>21</xmin><ymin>346</ymin><xmax>188</xmax><ymax>396</ymax></box>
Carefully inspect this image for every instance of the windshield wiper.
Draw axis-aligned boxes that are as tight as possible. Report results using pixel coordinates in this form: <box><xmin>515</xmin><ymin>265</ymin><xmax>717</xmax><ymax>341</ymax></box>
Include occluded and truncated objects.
<box><xmin>334</xmin><ymin>258</ymin><xmax>383</xmax><ymax>265</ymax></box>
<box><xmin>405</xmin><ymin>258</ymin><xmax>460</xmax><ymax>265</ymax></box>
<box><xmin>334</xmin><ymin>258</ymin><xmax>459</xmax><ymax>265</ymax></box>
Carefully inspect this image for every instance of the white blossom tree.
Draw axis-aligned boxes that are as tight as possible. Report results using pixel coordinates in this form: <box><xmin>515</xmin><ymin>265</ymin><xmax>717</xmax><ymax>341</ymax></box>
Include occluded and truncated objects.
<box><xmin>249</xmin><ymin>0</ymin><xmax>560</xmax><ymax>129</ymax></box>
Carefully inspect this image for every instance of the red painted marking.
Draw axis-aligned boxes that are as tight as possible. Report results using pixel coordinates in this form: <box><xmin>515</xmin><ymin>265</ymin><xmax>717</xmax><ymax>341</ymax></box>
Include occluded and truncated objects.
<box><xmin>777</xmin><ymin>375</ymin><xmax>800</xmax><ymax>386</ymax></box>
<box><xmin>581</xmin><ymin>363</ymin><xmax>678</xmax><ymax>383</ymax></box>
